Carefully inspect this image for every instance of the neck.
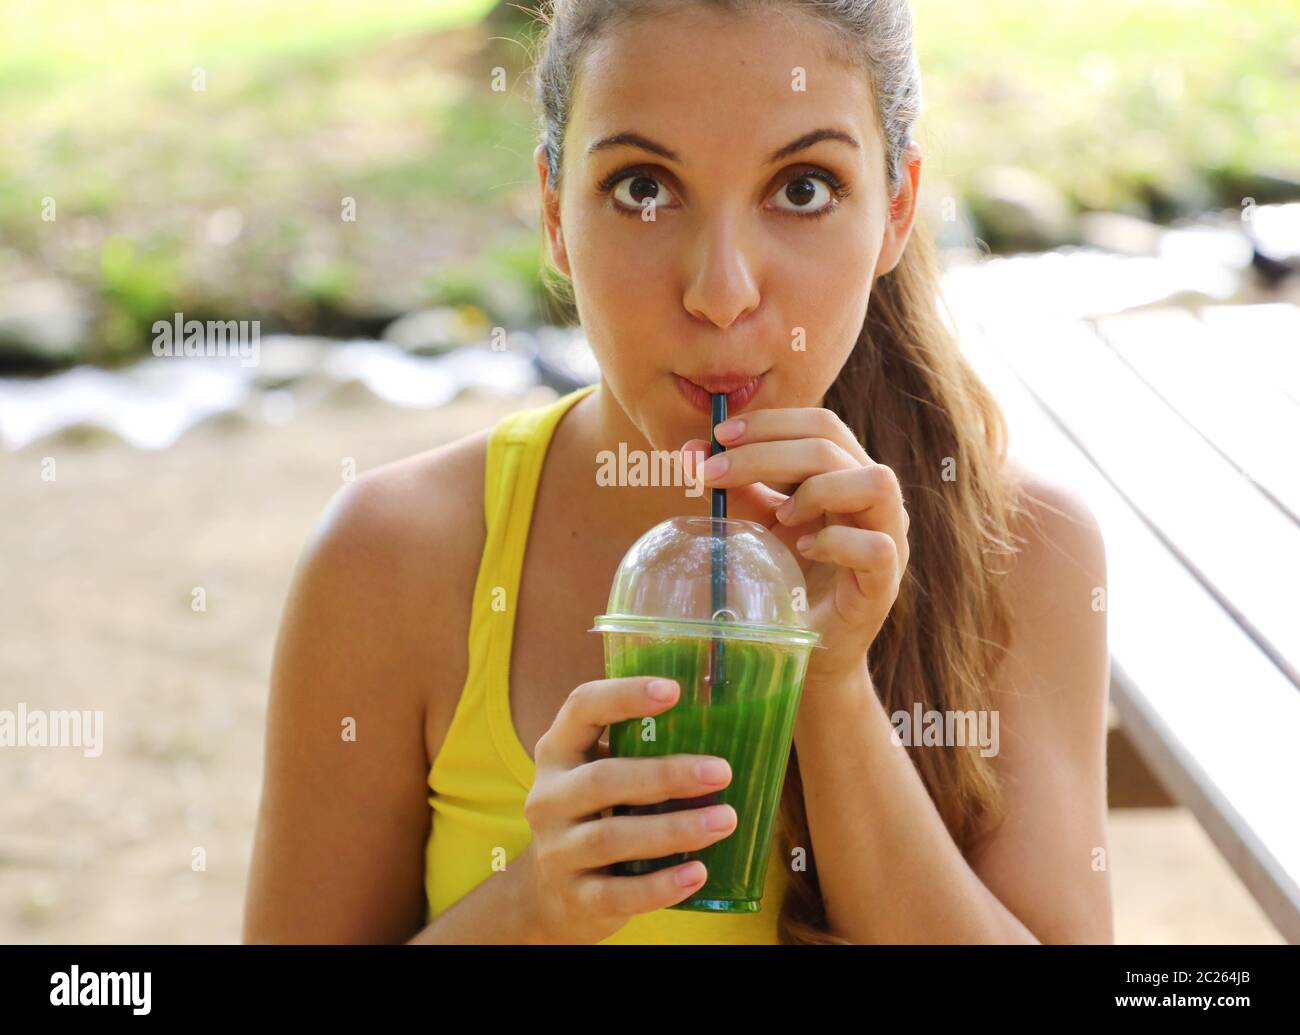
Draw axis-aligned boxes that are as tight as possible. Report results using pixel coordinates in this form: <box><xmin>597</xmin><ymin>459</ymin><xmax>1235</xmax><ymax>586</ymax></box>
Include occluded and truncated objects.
<box><xmin>558</xmin><ymin>379</ymin><xmax>794</xmax><ymax>539</ymax></box>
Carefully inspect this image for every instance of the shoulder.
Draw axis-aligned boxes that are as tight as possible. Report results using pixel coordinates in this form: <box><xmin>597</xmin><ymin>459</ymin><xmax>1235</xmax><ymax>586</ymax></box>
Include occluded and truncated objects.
<box><xmin>971</xmin><ymin>456</ymin><xmax>1114</xmax><ymax>942</ymax></box>
<box><xmin>991</xmin><ymin>453</ymin><xmax>1109</xmax><ymax>732</ymax></box>
<box><xmin>303</xmin><ymin>426</ymin><xmax>492</xmax><ymax>594</ymax></box>
<box><xmin>247</xmin><ymin>427</ymin><xmax>495</xmax><ymax>942</ymax></box>
<box><xmin>990</xmin><ymin>454</ymin><xmax>1110</xmax><ymax>725</ymax></box>
<box><xmin>1001</xmin><ymin>454</ymin><xmax>1107</xmax><ymax>609</ymax></box>
<box><xmin>274</xmin><ymin>426</ymin><xmax>495</xmax><ymax>706</ymax></box>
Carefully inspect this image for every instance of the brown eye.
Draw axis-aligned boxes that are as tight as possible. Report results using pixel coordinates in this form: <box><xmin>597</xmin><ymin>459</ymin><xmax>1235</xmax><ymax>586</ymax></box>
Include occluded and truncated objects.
<box><xmin>770</xmin><ymin>174</ymin><xmax>834</xmax><ymax>215</ymax></box>
<box><xmin>611</xmin><ymin>173</ymin><xmax>679</xmax><ymax>211</ymax></box>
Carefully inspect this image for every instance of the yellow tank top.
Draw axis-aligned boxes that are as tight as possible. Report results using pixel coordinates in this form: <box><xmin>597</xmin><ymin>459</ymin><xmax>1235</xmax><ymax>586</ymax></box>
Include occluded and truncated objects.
<box><xmin>424</xmin><ymin>383</ymin><xmax>792</xmax><ymax>943</ymax></box>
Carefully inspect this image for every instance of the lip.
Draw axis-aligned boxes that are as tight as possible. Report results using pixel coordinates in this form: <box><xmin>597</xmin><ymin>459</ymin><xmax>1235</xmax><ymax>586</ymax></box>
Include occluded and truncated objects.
<box><xmin>674</xmin><ymin>371</ymin><xmax>766</xmax><ymax>414</ymax></box>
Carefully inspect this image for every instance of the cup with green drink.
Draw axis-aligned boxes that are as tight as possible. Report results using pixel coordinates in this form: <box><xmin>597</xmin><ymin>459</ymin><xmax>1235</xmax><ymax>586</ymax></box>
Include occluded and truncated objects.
<box><xmin>589</xmin><ymin>514</ymin><xmax>821</xmax><ymax>913</ymax></box>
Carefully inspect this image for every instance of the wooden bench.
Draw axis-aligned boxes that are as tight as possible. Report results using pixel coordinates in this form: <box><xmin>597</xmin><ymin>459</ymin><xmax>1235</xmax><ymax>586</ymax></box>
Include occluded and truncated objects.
<box><xmin>950</xmin><ymin>294</ymin><xmax>1300</xmax><ymax>943</ymax></box>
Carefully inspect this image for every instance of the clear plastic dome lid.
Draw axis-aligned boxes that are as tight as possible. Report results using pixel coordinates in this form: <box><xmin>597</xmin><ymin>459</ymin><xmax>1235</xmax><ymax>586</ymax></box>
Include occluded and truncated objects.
<box><xmin>590</xmin><ymin>516</ymin><xmax>821</xmax><ymax>647</ymax></box>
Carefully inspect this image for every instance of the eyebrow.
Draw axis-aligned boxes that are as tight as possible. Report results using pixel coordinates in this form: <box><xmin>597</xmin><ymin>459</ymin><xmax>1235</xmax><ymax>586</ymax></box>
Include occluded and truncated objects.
<box><xmin>586</xmin><ymin>127</ymin><xmax>860</xmax><ymax>165</ymax></box>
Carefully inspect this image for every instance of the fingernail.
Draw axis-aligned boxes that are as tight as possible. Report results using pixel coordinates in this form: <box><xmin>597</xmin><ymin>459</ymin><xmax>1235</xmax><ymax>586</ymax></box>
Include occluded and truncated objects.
<box><xmin>647</xmin><ymin>678</ymin><xmax>678</xmax><ymax>701</ymax></box>
<box><xmin>775</xmin><ymin>500</ymin><xmax>793</xmax><ymax>523</ymax></box>
<box><xmin>797</xmin><ymin>533</ymin><xmax>815</xmax><ymax>551</ymax></box>
<box><xmin>695</xmin><ymin>758</ymin><xmax>731</xmax><ymax>784</ymax></box>
<box><xmin>714</xmin><ymin>418</ymin><xmax>743</xmax><ymax>440</ymax></box>
<box><xmin>698</xmin><ymin>454</ymin><xmax>728</xmax><ymax>480</ymax></box>
<box><xmin>703</xmin><ymin>805</ymin><xmax>735</xmax><ymax>831</ymax></box>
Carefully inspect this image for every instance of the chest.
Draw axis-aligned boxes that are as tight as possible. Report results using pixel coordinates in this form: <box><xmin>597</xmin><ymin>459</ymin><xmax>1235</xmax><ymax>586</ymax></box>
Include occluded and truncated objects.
<box><xmin>507</xmin><ymin>508</ymin><xmax>626</xmax><ymax>766</ymax></box>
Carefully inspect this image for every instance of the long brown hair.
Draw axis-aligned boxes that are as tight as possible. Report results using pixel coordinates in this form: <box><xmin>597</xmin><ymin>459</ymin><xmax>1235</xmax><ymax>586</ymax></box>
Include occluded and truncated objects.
<box><xmin>527</xmin><ymin>0</ymin><xmax>1030</xmax><ymax>944</ymax></box>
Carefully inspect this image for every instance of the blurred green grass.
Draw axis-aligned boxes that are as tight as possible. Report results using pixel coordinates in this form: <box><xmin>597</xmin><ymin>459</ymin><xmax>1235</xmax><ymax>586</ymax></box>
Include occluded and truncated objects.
<box><xmin>0</xmin><ymin>0</ymin><xmax>498</xmax><ymax>96</ymax></box>
<box><xmin>913</xmin><ymin>0</ymin><xmax>1300</xmax><ymax>216</ymax></box>
<box><xmin>0</xmin><ymin>0</ymin><xmax>1295</xmax><ymax>364</ymax></box>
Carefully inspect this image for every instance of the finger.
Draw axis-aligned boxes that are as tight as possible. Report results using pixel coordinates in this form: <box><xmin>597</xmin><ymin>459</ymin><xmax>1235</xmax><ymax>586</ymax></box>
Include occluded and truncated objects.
<box><xmin>537</xmin><ymin>676</ymin><xmax>681</xmax><ymax>772</ymax></box>
<box><xmin>684</xmin><ymin>437</ymin><xmax>838</xmax><ymax>575</ymax></box>
<box><xmin>713</xmin><ymin>407</ymin><xmax>872</xmax><ymax>465</ymax></box>
<box><xmin>776</xmin><ymin>465</ymin><xmax>908</xmax><ymax>553</ymax></box>
<box><xmin>681</xmin><ymin>439</ymin><xmax>821</xmax><ymax>562</ymax></box>
<box><xmin>696</xmin><ymin>438</ymin><xmax>860</xmax><ymax>492</ymax></box>
<box><xmin>571</xmin><ymin>860</ymin><xmax>710</xmax><ymax>917</ymax></box>
<box><xmin>562</xmin><ymin>800</ymin><xmax>737</xmax><ymax>871</ymax></box>
<box><xmin>584</xmin><ymin>733</ymin><xmax>611</xmax><ymax>766</ymax></box>
<box><xmin>553</xmin><ymin>753</ymin><xmax>733</xmax><ymax>821</ymax></box>
<box><xmin>796</xmin><ymin>525</ymin><xmax>900</xmax><ymax>604</ymax></box>
<box><xmin>681</xmin><ymin>439</ymin><xmax>789</xmax><ymax>518</ymax></box>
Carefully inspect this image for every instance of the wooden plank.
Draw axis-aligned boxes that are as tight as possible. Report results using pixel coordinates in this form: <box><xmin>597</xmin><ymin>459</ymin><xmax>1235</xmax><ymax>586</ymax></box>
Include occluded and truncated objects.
<box><xmin>951</xmin><ymin>304</ymin><xmax>1300</xmax><ymax>942</ymax></box>
<box><xmin>1198</xmin><ymin>303</ymin><xmax>1300</xmax><ymax>409</ymax></box>
<box><xmin>1093</xmin><ymin>307</ymin><xmax>1300</xmax><ymax>524</ymax></box>
<box><xmin>976</xmin><ymin>312</ymin><xmax>1300</xmax><ymax>690</ymax></box>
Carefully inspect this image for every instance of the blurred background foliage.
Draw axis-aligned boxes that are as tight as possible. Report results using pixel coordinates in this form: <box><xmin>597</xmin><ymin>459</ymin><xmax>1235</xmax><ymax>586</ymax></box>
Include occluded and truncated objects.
<box><xmin>0</xmin><ymin>0</ymin><xmax>1295</xmax><ymax>365</ymax></box>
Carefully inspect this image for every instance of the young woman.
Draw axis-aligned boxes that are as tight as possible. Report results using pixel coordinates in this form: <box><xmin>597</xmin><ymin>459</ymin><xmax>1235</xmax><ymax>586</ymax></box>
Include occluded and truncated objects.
<box><xmin>243</xmin><ymin>0</ymin><xmax>1113</xmax><ymax>945</ymax></box>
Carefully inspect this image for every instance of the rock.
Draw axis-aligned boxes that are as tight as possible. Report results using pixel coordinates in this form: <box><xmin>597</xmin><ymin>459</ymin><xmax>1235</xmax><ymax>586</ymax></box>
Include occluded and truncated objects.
<box><xmin>0</xmin><ymin>278</ymin><xmax>92</xmax><ymax>371</ymax></box>
<box><xmin>185</xmin><ymin>406</ymin><xmax>256</xmax><ymax>440</ymax></box>
<box><xmin>531</xmin><ymin>325</ymin><xmax>599</xmax><ymax>394</ymax></box>
<box><xmin>381</xmin><ymin>305</ymin><xmax>492</xmax><ymax>355</ymax></box>
<box><xmin>966</xmin><ymin>167</ymin><xmax>1078</xmax><ymax>252</ymax></box>
<box><xmin>250</xmin><ymin>334</ymin><xmax>331</xmax><ymax>389</ymax></box>
<box><xmin>1208</xmin><ymin>168</ymin><xmax>1300</xmax><ymax>209</ymax></box>
<box><xmin>318</xmin><ymin>377</ymin><xmax>387</xmax><ymax>409</ymax></box>
<box><xmin>1248</xmin><ymin>202</ymin><xmax>1300</xmax><ymax>259</ymax></box>
<box><xmin>1136</xmin><ymin>170</ymin><xmax>1218</xmax><ymax>224</ymax></box>
<box><xmin>1245</xmin><ymin>202</ymin><xmax>1300</xmax><ymax>286</ymax></box>
<box><xmin>458</xmin><ymin>273</ymin><xmax>539</xmax><ymax>330</ymax></box>
<box><xmin>31</xmin><ymin>421</ymin><xmax>129</xmax><ymax>451</ymax></box>
<box><xmin>1079</xmin><ymin>211</ymin><xmax>1165</xmax><ymax>256</ymax></box>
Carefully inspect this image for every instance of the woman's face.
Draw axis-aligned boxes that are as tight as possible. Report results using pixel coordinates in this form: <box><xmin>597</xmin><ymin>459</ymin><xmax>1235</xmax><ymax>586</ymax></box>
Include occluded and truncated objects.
<box><xmin>535</xmin><ymin>6</ymin><xmax>921</xmax><ymax>453</ymax></box>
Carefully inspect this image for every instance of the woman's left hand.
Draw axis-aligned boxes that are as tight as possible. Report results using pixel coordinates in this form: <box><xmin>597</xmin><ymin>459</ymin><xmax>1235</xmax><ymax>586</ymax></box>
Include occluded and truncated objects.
<box><xmin>683</xmin><ymin>407</ymin><xmax>909</xmax><ymax>686</ymax></box>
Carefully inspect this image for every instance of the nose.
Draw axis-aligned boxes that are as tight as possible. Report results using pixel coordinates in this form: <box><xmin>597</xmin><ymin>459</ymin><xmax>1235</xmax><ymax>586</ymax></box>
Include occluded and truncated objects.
<box><xmin>681</xmin><ymin>213</ymin><xmax>761</xmax><ymax>330</ymax></box>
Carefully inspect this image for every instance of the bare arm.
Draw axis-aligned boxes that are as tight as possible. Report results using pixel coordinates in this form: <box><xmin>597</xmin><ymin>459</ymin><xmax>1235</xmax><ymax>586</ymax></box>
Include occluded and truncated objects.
<box><xmin>243</xmin><ymin>469</ymin><xmax>442</xmax><ymax>943</ymax></box>
<box><xmin>792</xmin><ymin>468</ymin><xmax>1112</xmax><ymax>943</ymax></box>
<box><xmin>407</xmin><ymin>844</ymin><xmax>545</xmax><ymax>944</ymax></box>
<box><xmin>965</xmin><ymin>472</ymin><xmax>1114</xmax><ymax>943</ymax></box>
<box><xmin>244</xmin><ymin>431</ymin><xmax>745</xmax><ymax>944</ymax></box>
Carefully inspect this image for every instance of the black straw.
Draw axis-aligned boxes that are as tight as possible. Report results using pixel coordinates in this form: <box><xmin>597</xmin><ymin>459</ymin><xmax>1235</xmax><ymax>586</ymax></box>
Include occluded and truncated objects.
<box><xmin>708</xmin><ymin>393</ymin><xmax>728</xmax><ymax>698</ymax></box>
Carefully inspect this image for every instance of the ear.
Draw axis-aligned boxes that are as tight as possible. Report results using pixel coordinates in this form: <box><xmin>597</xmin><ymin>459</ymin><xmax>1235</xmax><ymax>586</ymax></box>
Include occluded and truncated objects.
<box><xmin>873</xmin><ymin>139</ymin><xmax>923</xmax><ymax>278</ymax></box>
<box><xmin>535</xmin><ymin>142</ymin><xmax>571</xmax><ymax>277</ymax></box>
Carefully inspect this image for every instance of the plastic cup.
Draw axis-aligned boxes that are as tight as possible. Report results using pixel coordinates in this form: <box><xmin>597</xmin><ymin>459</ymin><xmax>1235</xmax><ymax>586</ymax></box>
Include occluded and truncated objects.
<box><xmin>590</xmin><ymin>516</ymin><xmax>821</xmax><ymax>913</ymax></box>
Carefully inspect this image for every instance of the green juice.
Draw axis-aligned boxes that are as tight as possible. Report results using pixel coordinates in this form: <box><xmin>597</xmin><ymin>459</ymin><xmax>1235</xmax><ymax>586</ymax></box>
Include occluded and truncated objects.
<box><xmin>605</xmin><ymin>636</ymin><xmax>807</xmax><ymax>913</ymax></box>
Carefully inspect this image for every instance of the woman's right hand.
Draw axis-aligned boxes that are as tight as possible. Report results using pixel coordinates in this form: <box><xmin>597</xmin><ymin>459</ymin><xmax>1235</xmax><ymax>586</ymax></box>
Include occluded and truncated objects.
<box><xmin>515</xmin><ymin>675</ymin><xmax>737</xmax><ymax>944</ymax></box>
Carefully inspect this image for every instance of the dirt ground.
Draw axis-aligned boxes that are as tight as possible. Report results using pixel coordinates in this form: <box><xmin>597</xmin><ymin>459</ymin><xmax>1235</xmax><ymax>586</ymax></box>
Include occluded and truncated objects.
<box><xmin>0</xmin><ymin>386</ymin><xmax>1283</xmax><ymax>943</ymax></box>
